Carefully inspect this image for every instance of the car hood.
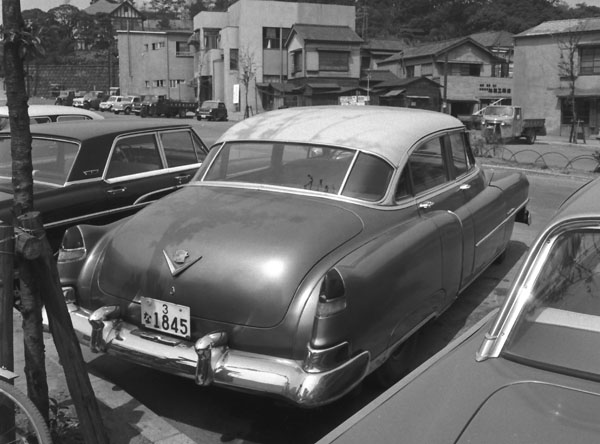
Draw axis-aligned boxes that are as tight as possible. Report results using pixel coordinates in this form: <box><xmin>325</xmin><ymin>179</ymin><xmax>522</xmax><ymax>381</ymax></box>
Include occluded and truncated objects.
<box><xmin>97</xmin><ymin>185</ymin><xmax>364</xmax><ymax>327</ymax></box>
<box><xmin>456</xmin><ymin>381</ymin><xmax>600</xmax><ymax>443</ymax></box>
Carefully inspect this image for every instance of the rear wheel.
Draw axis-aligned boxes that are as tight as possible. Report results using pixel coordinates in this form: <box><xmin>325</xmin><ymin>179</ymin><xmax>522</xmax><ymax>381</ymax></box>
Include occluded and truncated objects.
<box><xmin>525</xmin><ymin>131</ymin><xmax>536</xmax><ymax>144</ymax></box>
<box><xmin>371</xmin><ymin>333</ymin><xmax>419</xmax><ymax>387</ymax></box>
<box><xmin>124</xmin><ymin>107</ymin><xmax>131</xmax><ymax>115</ymax></box>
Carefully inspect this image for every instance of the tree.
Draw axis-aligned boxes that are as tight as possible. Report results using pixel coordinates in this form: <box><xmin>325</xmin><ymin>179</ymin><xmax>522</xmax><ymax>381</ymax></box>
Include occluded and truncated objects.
<box><xmin>1</xmin><ymin>1</ymin><xmax>109</xmax><ymax>441</ymax></box>
<box><xmin>555</xmin><ymin>19</ymin><xmax>587</xmax><ymax>143</ymax></box>
<box><xmin>238</xmin><ymin>47</ymin><xmax>257</xmax><ymax>118</ymax></box>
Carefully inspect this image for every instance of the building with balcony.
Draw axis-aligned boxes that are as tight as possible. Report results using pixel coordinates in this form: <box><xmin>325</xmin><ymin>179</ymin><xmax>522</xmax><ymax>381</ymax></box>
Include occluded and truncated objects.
<box><xmin>376</xmin><ymin>36</ymin><xmax>512</xmax><ymax>117</ymax></box>
<box><xmin>190</xmin><ymin>0</ymin><xmax>356</xmax><ymax>119</ymax></box>
<box><xmin>513</xmin><ymin>18</ymin><xmax>600</xmax><ymax>137</ymax></box>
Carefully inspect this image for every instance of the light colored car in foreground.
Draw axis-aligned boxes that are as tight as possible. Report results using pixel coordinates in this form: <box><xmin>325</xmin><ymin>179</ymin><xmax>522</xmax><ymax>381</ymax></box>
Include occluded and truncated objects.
<box><xmin>0</xmin><ymin>104</ymin><xmax>103</xmax><ymax>130</ymax></box>
<box><xmin>56</xmin><ymin>106</ymin><xmax>529</xmax><ymax>407</ymax></box>
<box><xmin>98</xmin><ymin>95</ymin><xmax>122</xmax><ymax>112</ymax></box>
<box><xmin>320</xmin><ymin>177</ymin><xmax>600</xmax><ymax>443</ymax></box>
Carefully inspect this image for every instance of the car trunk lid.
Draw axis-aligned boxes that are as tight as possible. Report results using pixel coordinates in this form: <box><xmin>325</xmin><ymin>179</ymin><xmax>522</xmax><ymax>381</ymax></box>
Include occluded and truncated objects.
<box><xmin>97</xmin><ymin>186</ymin><xmax>364</xmax><ymax>328</ymax></box>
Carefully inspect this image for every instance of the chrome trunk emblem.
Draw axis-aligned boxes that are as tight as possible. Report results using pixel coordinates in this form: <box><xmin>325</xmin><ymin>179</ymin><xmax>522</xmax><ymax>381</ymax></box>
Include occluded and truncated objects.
<box><xmin>163</xmin><ymin>249</ymin><xmax>202</xmax><ymax>277</ymax></box>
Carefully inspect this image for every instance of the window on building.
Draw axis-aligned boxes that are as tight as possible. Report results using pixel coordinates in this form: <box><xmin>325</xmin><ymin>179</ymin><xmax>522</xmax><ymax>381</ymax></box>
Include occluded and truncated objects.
<box><xmin>561</xmin><ymin>97</ymin><xmax>591</xmax><ymax>124</ymax></box>
<box><xmin>169</xmin><ymin>79</ymin><xmax>184</xmax><ymax>88</ymax></box>
<box><xmin>406</xmin><ymin>65</ymin><xmax>415</xmax><ymax>77</ymax></box>
<box><xmin>448</xmin><ymin>63</ymin><xmax>481</xmax><ymax>76</ymax></box>
<box><xmin>263</xmin><ymin>27</ymin><xmax>291</xmax><ymax>49</ymax></box>
<box><xmin>151</xmin><ymin>41</ymin><xmax>165</xmax><ymax>50</ymax></box>
<box><xmin>154</xmin><ymin>80</ymin><xmax>165</xmax><ymax>87</ymax></box>
<box><xmin>318</xmin><ymin>50</ymin><xmax>349</xmax><ymax>72</ymax></box>
<box><xmin>204</xmin><ymin>28</ymin><xmax>220</xmax><ymax>50</ymax></box>
<box><xmin>292</xmin><ymin>50</ymin><xmax>303</xmax><ymax>74</ymax></box>
<box><xmin>230</xmin><ymin>49</ymin><xmax>239</xmax><ymax>70</ymax></box>
<box><xmin>580</xmin><ymin>47</ymin><xmax>600</xmax><ymax>75</ymax></box>
<box><xmin>361</xmin><ymin>56</ymin><xmax>372</xmax><ymax>71</ymax></box>
<box><xmin>176</xmin><ymin>41</ymin><xmax>192</xmax><ymax>57</ymax></box>
<box><xmin>145</xmin><ymin>81</ymin><xmax>150</xmax><ymax>88</ymax></box>
<box><xmin>421</xmin><ymin>63</ymin><xmax>433</xmax><ymax>77</ymax></box>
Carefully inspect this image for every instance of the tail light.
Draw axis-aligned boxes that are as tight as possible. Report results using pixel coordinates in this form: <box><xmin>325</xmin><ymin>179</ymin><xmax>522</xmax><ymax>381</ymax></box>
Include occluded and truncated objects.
<box><xmin>316</xmin><ymin>269</ymin><xmax>346</xmax><ymax>318</ymax></box>
<box><xmin>57</xmin><ymin>227</ymin><xmax>86</xmax><ymax>263</ymax></box>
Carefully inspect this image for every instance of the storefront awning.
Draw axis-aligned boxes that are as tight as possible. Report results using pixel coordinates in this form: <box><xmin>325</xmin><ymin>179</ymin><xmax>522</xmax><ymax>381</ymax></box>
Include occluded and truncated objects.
<box><xmin>555</xmin><ymin>87</ymin><xmax>600</xmax><ymax>97</ymax></box>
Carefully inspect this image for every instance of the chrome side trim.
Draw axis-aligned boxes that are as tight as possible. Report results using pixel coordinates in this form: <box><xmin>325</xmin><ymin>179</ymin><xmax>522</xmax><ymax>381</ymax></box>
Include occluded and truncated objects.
<box><xmin>475</xmin><ymin>198</ymin><xmax>529</xmax><ymax>248</ymax></box>
<box><xmin>44</xmin><ymin>201</ymin><xmax>150</xmax><ymax>229</ymax></box>
<box><xmin>68</xmin><ymin>303</ymin><xmax>370</xmax><ymax>407</ymax></box>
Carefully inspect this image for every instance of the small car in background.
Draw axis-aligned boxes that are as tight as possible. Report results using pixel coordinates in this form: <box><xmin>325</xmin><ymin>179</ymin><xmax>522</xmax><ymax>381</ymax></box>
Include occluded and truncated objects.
<box><xmin>55</xmin><ymin>106</ymin><xmax>529</xmax><ymax>407</ymax></box>
<box><xmin>0</xmin><ymin>104</ymin><xmax>103</xmax><ymax>131</ymax></box>
<box><xmin>196</xmin><ymin>100</ymin><xmax>228</xmax><ymax>121</ymax></box>
<box><xmin>0</xmin><ymin>119</ymin><xmax>208</xmax><ymax>248</ymax></box>
<box><xmin>320</xmin><ymin>177</ymin><xmax>600</xmax><ymax>443</ymax></box>
<box><xmin>54</xmin><ymin>90</ymin><xmax>77</xmax><ymax>106</ymax></box>
<box><xmin>132</xmin><ymin>95</ymin><xmax>146</xmax><ymax>115</ymax></box>
<box><xmin>98</xmin><ymin>95</ymin><xmax>122</xmax><ymax>112</ymax></box>
<box><xmin>112</xmin><ymin>95</ymin><xmax>141</xmax><ymax>115</ymax></box>
<box><xmin>73</xmin><ymin>91</ymin><xmax>106</xmax><ymax>110</ymax></box>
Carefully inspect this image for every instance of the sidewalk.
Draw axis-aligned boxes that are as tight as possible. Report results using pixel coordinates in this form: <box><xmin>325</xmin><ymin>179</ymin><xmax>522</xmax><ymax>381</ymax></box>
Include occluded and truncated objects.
<box><xmin>12</xmin><ymin>312</ymin><xmax>195</xmax><ymax>444</ymax></box>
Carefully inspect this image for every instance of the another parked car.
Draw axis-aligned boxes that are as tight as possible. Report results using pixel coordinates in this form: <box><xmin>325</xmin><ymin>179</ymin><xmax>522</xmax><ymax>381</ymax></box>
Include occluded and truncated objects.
<box><xmin>72</xmin><ymin>91</ymin><xmax>106</xmax><ymax>110</ymax></box>
<box><xmin>98</xmin><ymin>95</ymin><xmax>122</xmax><ymax>112</ymax></box>
<box><xmin>132</xmin><ymin>95</ymin><xmax>146</xmax><ymax>115</ymax></box>
<box><xmin>112</xmin><ymin>95</ymin><xmax>142</xmax><ymax>115</ymax></box>
<box><xmin>54</xmin><ymin>90</ymin><xmax>77</xmax><ymax>106</ymax></box>
<box><xmin>0</xmin><ymin>104</ymin><xmax>103</xmax><ymax>131</ymax></box>
<box><xmin>55</xmin><ymin>106</ymin><xmax>529</xmax><ymax>407</ymax></box>
<box><xmin>196</xmin><ymin>100</ymin><xmax>228</xmax><ymax>121</ymax></box>
<box><xmin>0</xmin><ymin>119</ymin><xmax>208</xmax><ymax>248</ymax></box>
<box><xmin>320</xmin><ymin>177</ymin><xmax>600</xmax><ymax>443</ymax></box>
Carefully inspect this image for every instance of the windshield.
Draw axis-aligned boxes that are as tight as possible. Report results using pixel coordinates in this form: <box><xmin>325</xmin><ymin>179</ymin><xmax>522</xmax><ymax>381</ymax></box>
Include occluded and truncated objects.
<box><xmin>503</xmin><ymin>228</ymin><xmax>600</xmax><ymax>377</ymax></box>
<box><xmin>200</xmin><ymin>142</ymin><xmax>393</xmax><ymax>201</ymax></box>
<box><xmin>0</xmin><ymin>137</ymin><xmax>79</xmax><ymax>185</ymax></box>
<box><xmin>483</xmin><ymin>106</ymin><xmax>514</xmax><ymax>117</ymax></box>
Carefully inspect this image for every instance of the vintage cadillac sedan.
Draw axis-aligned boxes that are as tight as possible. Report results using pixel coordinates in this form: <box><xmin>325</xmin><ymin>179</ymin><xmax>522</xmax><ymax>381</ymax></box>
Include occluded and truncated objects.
<box><xmin>57</xmin><ymin>106</ymin><xmax>530</xmax><ymax>407</ymax></box>
<box><xmin>320</xmin><ymin>177</ymin><xmax>600</xmax><ymax>442</ymax></box>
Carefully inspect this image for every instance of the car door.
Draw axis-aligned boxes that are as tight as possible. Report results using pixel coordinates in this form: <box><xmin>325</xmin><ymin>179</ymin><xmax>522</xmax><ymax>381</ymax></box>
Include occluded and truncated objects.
<box><xmin>407</xmin><ymin>134</ymin><xmax>476</xmax><ymax>294</ymax></box>
<box><xmin>101</xmin><ymin>131</ymin><xmax>176</xmax><ymax>219</ymax></box>
<box><xmin>448</xmin><ymin>131</ymin><xmax>507</xmax><ymax>283</ymax></box>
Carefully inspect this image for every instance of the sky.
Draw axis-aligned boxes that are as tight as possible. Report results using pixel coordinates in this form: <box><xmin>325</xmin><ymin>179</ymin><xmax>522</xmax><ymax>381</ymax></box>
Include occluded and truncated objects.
<box><xmin>19</xmin><ymin>0</ymin><xmax>146</xmax><ymax>11</ymax></box>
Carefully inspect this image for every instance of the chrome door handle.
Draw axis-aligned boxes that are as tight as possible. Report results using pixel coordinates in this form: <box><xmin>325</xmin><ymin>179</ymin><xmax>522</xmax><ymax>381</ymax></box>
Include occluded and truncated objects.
<box><xmin>107</xmin><ymin>187</ymin><xmax>127</xmax><ymax>195</ymax></box>
<box><xmin>418</xmin><ymin>201</ymin><xmax>434</xmax><ymax>209</ymax></box>
<box><xmin>175</xmin><ymin>174</ymin><xmax>191</xmax><ymax>184</ymax></box>
<box><xmin>459</xmin><ymin>184</ymin><xmax>471</xmax><ymax>190</ymax></box>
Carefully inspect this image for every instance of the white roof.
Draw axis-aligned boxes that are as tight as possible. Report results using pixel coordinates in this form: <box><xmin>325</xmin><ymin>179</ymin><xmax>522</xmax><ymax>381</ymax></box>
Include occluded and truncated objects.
<box><xmin>0</xmin><ymin>104</ymin><xmax>104</xmax><ymax>120</ymax></box>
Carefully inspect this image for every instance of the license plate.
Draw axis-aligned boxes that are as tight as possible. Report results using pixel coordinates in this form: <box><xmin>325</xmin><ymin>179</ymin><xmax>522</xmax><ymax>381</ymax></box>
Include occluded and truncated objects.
<box><xmin>140</xmin><ymin>297</ymin><xmax>191</xmax><ymax>338</ymax></box>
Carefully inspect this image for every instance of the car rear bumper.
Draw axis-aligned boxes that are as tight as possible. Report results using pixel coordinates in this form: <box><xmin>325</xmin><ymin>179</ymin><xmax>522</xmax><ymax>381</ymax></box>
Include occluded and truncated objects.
<box><xmin>62</xmin><ymin>303</ymin><xmax>370</xmax><ymax>407</ymax></box>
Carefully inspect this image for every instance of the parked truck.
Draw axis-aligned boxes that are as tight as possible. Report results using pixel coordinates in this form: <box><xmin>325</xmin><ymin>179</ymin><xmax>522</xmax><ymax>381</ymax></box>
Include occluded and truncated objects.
<box><xmin>481</xmin><ymin>105</ymin><xmax>546</xmax><ymax>144</ymax></box>
<box><xmin>139</xmin><ymin>95</ymin><xmax>196</xmax><ymax>118</ymax></box>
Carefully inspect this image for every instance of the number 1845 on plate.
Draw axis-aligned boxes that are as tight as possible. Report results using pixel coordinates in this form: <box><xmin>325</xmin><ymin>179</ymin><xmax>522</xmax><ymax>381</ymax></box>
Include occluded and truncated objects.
<box><xmin>141</xmin><ymin>297</ymin><xmax>190</xmax><ymax>338</ymax></box>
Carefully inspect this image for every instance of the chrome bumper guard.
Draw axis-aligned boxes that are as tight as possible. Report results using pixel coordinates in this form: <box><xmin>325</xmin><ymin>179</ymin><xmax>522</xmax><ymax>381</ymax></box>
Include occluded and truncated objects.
<box><xmin>67</xmin><ymin>303</ymin><xmax>370</xmax><ymax>407</ymax></box>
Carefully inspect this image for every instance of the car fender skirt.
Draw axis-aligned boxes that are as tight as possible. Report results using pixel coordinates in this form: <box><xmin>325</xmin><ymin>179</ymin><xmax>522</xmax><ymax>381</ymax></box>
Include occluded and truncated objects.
<box><xmin>68</xmin><ymin>303</ymin><xmax>370</xmax><ymax>407</ymax></box>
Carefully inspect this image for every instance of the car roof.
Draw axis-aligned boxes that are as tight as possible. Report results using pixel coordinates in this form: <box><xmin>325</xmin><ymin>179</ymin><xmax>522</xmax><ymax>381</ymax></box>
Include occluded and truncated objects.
<box><xmin>551</xmin><ymin>177</ymin><xmax>600</xmax><ymax>224</ymax></box>
<box><xmin>0</xmin><ymin>104</ymin><xmax>104</xmax><ymax>119</ymax></box>
<box><xmin>0</xmin><ymin>119</ymin><xmax>192</xmax><ymax>140</ymax></box>
<box><xmin>217</xmin><ymin>106</ymin><xmax>464</xmax><ymax>166</ymax></box>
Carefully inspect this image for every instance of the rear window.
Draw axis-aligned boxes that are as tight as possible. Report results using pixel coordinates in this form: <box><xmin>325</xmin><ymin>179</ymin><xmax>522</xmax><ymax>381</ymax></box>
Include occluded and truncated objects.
<box><xmin>201</xmin><ymin>142</ymin><xmax>392</xmax><ymax>201</ymax></box>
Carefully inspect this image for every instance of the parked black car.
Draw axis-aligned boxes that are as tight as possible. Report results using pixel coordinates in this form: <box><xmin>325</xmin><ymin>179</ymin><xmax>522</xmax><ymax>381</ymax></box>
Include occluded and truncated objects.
<box><xmin>196</xmin><ymin>100</ymin><xmax>228</xmax><ymax>121</ymax></box>
<box><xmin>0</xmin><ymin>120</ymin><xmax>208</xmax><ymax>248</ymax></box>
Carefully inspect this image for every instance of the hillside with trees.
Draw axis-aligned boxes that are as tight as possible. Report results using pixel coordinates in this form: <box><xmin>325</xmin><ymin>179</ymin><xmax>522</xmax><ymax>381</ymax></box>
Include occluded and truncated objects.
<box><xmin>17</xmin><ymin>0</ymin><xmax>600</xmax><ymax>66</ymax></box>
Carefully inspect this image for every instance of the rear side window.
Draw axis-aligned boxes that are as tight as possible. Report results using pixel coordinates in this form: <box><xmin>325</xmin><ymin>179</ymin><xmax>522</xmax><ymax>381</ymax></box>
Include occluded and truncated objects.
<box><xmin>409</xmin><ymin>137</ymin><xmax>448</xmax><ymax>194</ymax></box>
<box><xmin>160</xmin><ymin>129</ymin><xmax>206</xmax><ymax>167</ymax></box>
<box><xmin>106</xmin><ymin>133</ymin><xmax>162</xmax><ymax>178</ymax></box>
<box><xmin>342</xmin><ymin>153</ymin><xmax>393</xmax><ymax>202</ymax></box>
<box><xmin>57</xmin><ymin>115</ymin><xmax>91</xmax><ymax>122</ymax></box>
